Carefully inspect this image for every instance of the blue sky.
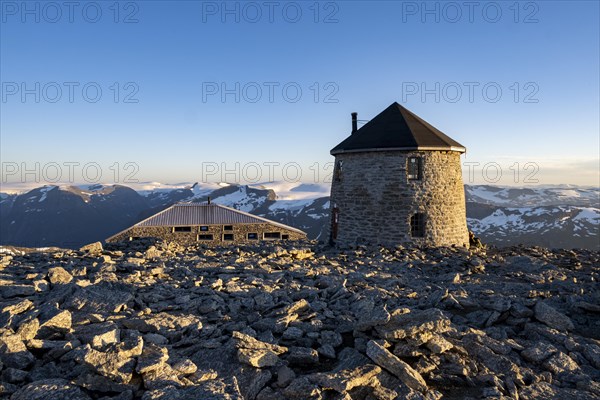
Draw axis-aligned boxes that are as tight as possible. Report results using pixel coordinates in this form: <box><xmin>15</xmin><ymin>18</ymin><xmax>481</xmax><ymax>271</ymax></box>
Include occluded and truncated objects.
<box><xmin>1</xmin><ymin>0</ymin><xmax>599</xmax><ymax>188</ymax></box>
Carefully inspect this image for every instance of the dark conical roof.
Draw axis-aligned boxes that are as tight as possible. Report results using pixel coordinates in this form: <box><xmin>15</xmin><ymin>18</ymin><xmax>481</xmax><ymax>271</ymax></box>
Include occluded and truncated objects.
<box><xmin>330</xmin><ymin>102</ymin><xmax>466</xmax><ymax>155</ymax></box>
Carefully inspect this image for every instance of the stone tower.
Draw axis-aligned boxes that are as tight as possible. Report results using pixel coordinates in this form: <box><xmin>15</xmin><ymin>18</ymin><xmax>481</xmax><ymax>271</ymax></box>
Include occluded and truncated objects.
<box><xmin>328</xmin><ymin>102</ymin><xmax>469</xmax><ymax>248</ymax></box>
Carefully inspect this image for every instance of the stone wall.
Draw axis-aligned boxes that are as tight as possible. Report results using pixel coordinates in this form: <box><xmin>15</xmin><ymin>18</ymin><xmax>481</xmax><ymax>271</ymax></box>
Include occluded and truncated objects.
<box><xmin>328</xmin><ymin>150</ymin><xmax>469</xmax><ymax>248</ymax></box>
<box><xmin>107</xmin><ymin>223</ymin><xmax>306</xmax><ymax>246</ymax></box>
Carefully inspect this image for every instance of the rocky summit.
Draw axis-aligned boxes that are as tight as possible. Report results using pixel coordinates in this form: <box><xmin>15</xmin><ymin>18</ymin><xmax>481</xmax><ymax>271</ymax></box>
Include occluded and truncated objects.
<box><xmin>0</xmin><ymin>240</ymin><xmax>599</xmax><ymax>400</ymax></box>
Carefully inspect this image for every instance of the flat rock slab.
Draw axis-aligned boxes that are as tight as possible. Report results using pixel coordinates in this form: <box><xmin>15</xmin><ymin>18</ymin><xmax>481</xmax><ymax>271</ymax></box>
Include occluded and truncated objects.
<box><xmin>64</xmin><ymin>283</ymin><xmax>133</xmax><ymax>315</ymax></box>
<box><xmin>366</xmin><ymin>340</ymin><xmax>427</xmax><ymax>393</ymax></box>
<box><xmin>11</xmin><ymin>378</ymin><xmax>92</xmax><ymax>400</ymax></box>
<box><xmin>310</xmin><ymin>364</ymin><xmax>381</xmax><ymax>393</ymax></box>
<box><xmin>534</xmin><ymin>301</ymin><xmax>574</xmax><ymax>332</ymax></box>
<box><xmin>376</xmin><ymin>308</ymin><xmax>450</xmax><ymax>342</ymax></box>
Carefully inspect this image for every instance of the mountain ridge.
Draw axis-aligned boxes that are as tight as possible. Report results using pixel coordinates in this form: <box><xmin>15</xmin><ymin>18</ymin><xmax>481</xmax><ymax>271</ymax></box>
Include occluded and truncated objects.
<box><xmin>1</xmin><ymin>183</ymin><xmax>598</xmax><ymax>250</ymax></box>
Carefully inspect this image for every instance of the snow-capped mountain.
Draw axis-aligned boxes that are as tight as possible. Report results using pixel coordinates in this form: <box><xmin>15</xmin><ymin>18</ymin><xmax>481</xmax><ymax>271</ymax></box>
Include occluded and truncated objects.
<box><xmin>0</xmin><ymin>183</ymin><xmax>597</xmax><ymax>250</ymax></box>
<box><xmin>465</xmin><ymin>185</ymin><xmax>599</xmax><ymax>207</ymax></box>
<box><xmin>464</xmin><ymin>186</ymin><xmax>599</xmax><ymax>250</ymax></box>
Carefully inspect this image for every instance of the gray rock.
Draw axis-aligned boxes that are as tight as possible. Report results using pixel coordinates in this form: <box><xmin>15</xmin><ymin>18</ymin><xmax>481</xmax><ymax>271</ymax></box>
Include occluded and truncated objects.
<box><xmin>519</xmin><ymin>381</ymin><xmax>594</xmax><ymax>400</ymax></box>
<box><xmin>172</xmin><ymin>358</ymin><xmax>197</xmax><ymax>375</ymax></box>
<box><xmin>317</xmin><ymin>344</ymin><xmax>336</xmax><ymax>359</ymax></box>
<box><xmin>74</xmin><ymin>321</ymin><xmax>120</xmax><ymax>349</ymax></box>
<box><xmin>2</xmin><ymin>299</ymin><xmax>34</xmax><ymax>316</ymax></box>
<box><xmin>310</xmin><ymin>364</ymin><xmax>381</xmax><ymax>393</ymax></box>
<box><xmin>142</xmin><ymin>362</ymin><xmax>185</xmax><ymax>390</ymax></box>
<box><xmin>542</xmin><ymin>351</ymin><xmax>580</xmax><ymax>375</ymax></box>
<box><xmin>282</xmin><ymin>377</ymin><xmax>322</xmax><ymax>399</ymax></box>
<box><xmin>425</xmin><ymin>335</ymin><xmax>453</xmax><ymax>354</ymax></box>
<box><xmin>286</xmin><ymin>346</ymin><xmax>319</xmax><ymax>366</ymax></box>
<box><xmin>10</xmin><ymin>379</ymin><xmax>91</xmax><ymax>400</ymax></box>
<box><xmin>583</xmin><ymin>343</ymin><xmax>600</xmax><ymax>369</ymax></box>
<box><xmin>2</xmin><ymin>368</ymin><xmax>28</xmax><ymax>383</ymax></box>
<box><xmin>282</xmin><ymin>326</ymin><xmax>304</xmax><ymax>341</ymax></box>
<box><xmin>137</xmin><ymin>343</ymin><xmax>169</xmax><ymax>374</ymax></box>
<box><xmin>534</xmin><ymin>301</ymin><xmax>574</xmax><ymax>332</ymax></box>
<box><xmin>521</xmin><ymin>342</ymin><xmax>557</xmax><ymax>363</ymax></box>
<box><xmin>1</xmin><ymin>285</ymin><xmax>35</xmax><ymax>299</ymax></box>
<box><xmin>16</xmin><ymin>318</ymin><xmax>39</xmax><ymax>341</ymax></box>
<box><xmin>276</xmin><ymin>365</ymin><xmax>296</xmax><ymax>387</ymax></box>
<box><xmin>37</xmin><ymin>308</ymin><xmax>71</xmax><ymax>339</ymax></box>
<box><xmin>74</xmin><ymin>331</ymin><xmax>143</xmax><ymax>383</ymax></box>
<box><xmin>376</xmin><ymin>308</ymin><xmax>450</xmax><ymax>343</ymax></box>
<box><xmin>238</xmin><ymin>348</ymin><xmax>281</xmax><ymax>368</ymax></box>
<box><xmin>366</xmin><ymin>340</ymin><xmax>427</xmax><ymax>393</ymax></box>
<box><xmin>80</xmin><ymin>242</ymin><xmax>103</xmax><ymax>253</ymax></box>
<box><xmin>64</xmin><ymin>283</ymin><xmax>133</xmax><ymax>315</ymax></box>
<box><xmin>232</xmin><ymin>331</ymin><xmax>287</xmax><ymax>354</ymax></box>
<box><xmin>47</xmin><ymin>267</ymin><xmax>73</xmax><ymax>285</ymax></box>
<box><xmin>10</xmin><ymin>379</ymin><xmax>92</xmax><ymax>400</ymax></box>
<box><xmin>0</xmin><ymin>334</ymin><xmax>35</xmax><ymax>369</ymax></box>
<box><xmin>319</xmin><ymin>330</ymin><xmax>343</xmax><ymax>347</ymax></box>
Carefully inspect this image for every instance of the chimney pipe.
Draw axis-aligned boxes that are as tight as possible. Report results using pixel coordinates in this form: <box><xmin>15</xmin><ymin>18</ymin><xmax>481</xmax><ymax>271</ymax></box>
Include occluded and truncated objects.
<box><xmin>351</xmin><ymin>112</ymin><xmax>358</xmax><ymax>134</ymax></box>
<box><xmin>207</xmin><ymin>197</ymin><xmax>211</xmax><ymax>205</ymax></box>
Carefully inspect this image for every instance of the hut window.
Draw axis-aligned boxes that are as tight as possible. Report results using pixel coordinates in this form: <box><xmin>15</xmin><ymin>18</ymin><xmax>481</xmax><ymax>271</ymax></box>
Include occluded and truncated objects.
<box><xmin>174</xmin><ymin>226</ymin><xmax>192</xmax><ymax>232</ymax></box>
<box><xmin>198</xmin><ymin>234</ymin><xmax>213</xmax><ymax>241</ymax></box>
<box><xmin>282</xmin><ymin>234</ymin><xmax>289</xmax><ymax>240</ymax></box>
<box><xmin>410</xmin><ymin>213</ymin><xmax>425</xmax><ymax>237</ymax></box>
<box><xmin>334</xmin><ymin>160</ymin><xmax>343</xmax><ymax>181</ymax></box>
<box><xmin>200</xmin><ymin>226</ymin><xmax>209</xmax><ymax>231</ymax></box>
<box><xmin>223</xmin><ymin>233</ymin><xmax>234</xmax><ymax>241</ymax></box>
<box><xmin>264</xmin><ymin>232</ymin><xmax>281</xmax><ymax>240</ymax></box>
<box><xmin>408</xmin><ymin>157</ymin><xmax>422</xmax><ymax>180</ymax></box>
<box><xmin>223</xmin><ymin>225</ymin><xmax>233</xmax><ymax>231</ymax></box>
<box><xmin>247</xmin><ymin>233</ymin><xmax>258</xmax><ymax>240</ymax></box>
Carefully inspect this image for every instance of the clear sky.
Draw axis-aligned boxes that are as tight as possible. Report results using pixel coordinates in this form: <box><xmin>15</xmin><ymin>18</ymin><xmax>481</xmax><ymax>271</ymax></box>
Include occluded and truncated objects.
<box><xmin>1</xmin><ymin>0</ymin><xmax>599</xmax><ymax>189</ymax></box>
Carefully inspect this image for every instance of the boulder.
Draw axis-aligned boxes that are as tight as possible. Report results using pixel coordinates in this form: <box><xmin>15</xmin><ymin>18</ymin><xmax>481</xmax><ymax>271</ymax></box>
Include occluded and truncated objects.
<box><xmin>366</xmin><ymin>340</ymin><xmax>427</xmax><ymax>393</ymax></box>
<box><xmin>534</xmin><ymin>301</ymin><xmax>574</xmax><ymax>332</ymax></box>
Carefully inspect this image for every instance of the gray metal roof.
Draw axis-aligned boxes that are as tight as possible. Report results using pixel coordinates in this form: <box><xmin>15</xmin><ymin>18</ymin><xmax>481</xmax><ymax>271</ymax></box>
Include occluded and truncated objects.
<box><xmin>134</xmin><ymin>203</ymin><xmax>305</xmax><ymax>234</ymax></box>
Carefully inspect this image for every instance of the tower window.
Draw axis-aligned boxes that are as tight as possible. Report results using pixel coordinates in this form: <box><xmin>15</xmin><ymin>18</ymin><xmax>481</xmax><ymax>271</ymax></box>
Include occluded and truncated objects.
<box><xmin>410</xmin><ymin>213</ymin><xmax>425</xmax><ymax>237</ymax></box>
<box><xmin>223</xmin><ymin>233</ymin><xmax>234</xmax><ymax>241</ymax></box>
<box><xmin>200</xmin><ymin>226</ymin><xmax>209</xmax><ymax>231</ymax></box>
<box><xmin>408</xmin><ymin>157</ymin><xmax>422</xmax><ymax>180</ymax></box>
<box><xmin>223</xmin><ymin>225</ymin><xmax>233</xmax><ymax>231</ymax></box>
<box><xmin>335</xmin><ymin>160</ymin><xmax>343</xmax><ymax>181</ymax></box>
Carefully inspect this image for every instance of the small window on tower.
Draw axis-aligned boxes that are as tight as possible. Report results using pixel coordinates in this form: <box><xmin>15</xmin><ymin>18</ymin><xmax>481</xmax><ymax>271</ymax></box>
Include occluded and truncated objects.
<box><xmin>410</xmin><ymin>213</ymin><xmax>425</xmax><ymax>237</ymax></box>
<box><xmin>407</xmin><ymin>157</ymin><xmax>422</xmax><ymax>180</ymax></box>
<box><xmin>335</xmin><ymin>160</ymin><xmax>343</xmax><ymax>182</ymax></box>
